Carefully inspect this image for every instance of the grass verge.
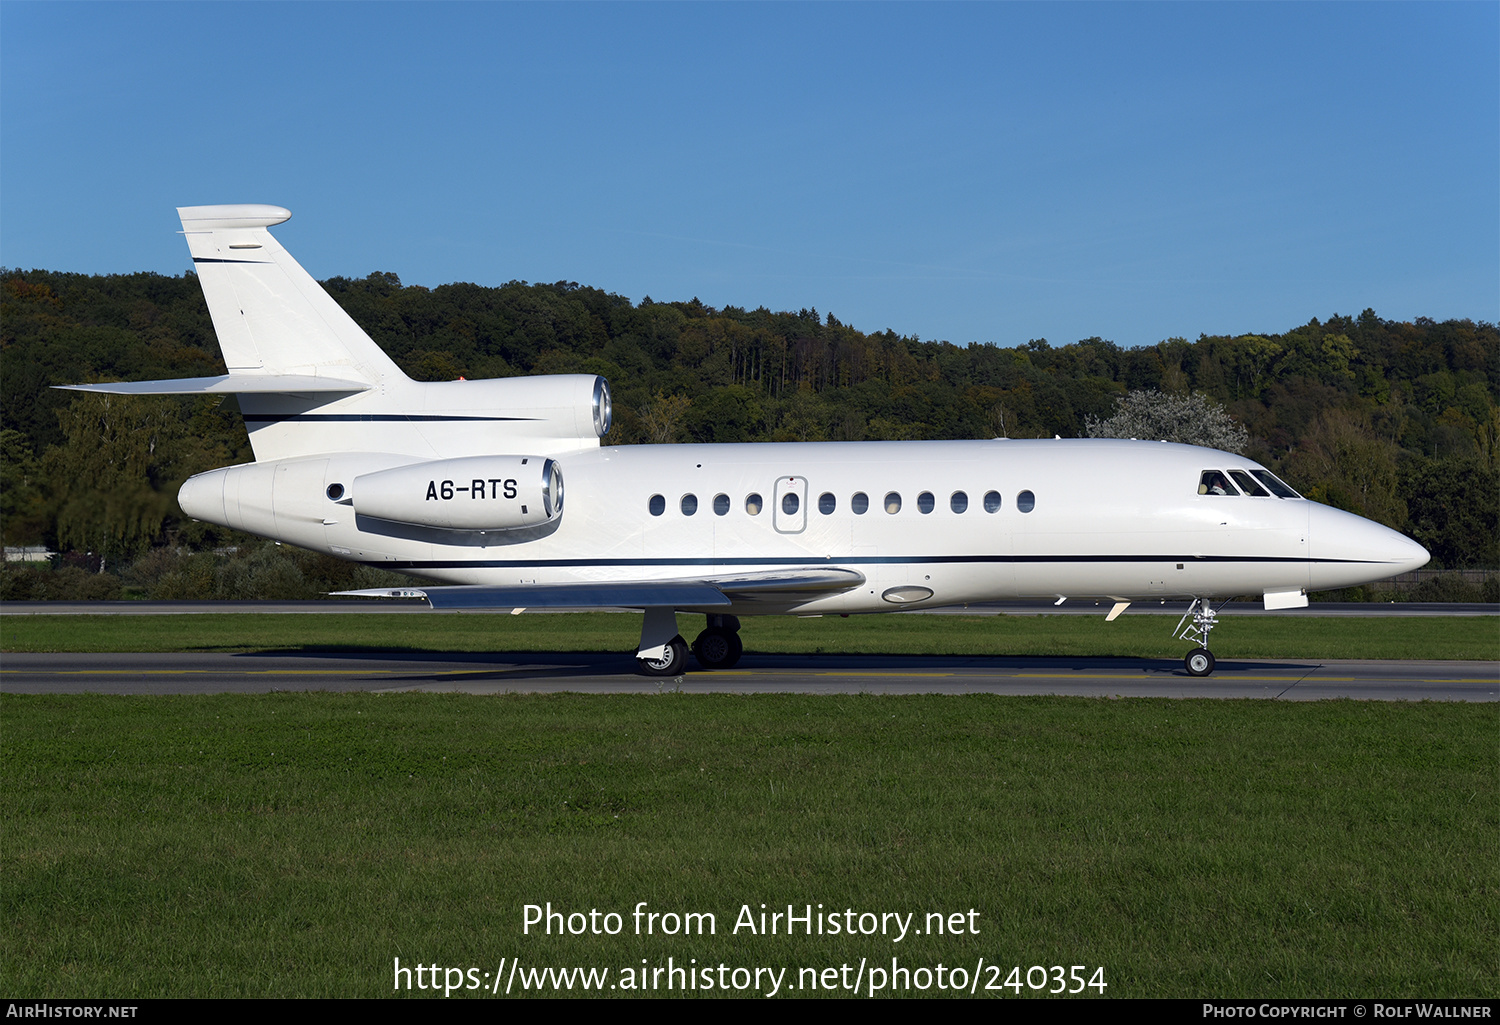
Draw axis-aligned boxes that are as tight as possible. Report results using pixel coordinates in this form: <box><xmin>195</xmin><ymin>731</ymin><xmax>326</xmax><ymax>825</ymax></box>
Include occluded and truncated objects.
<box><xmin>2</xmin><ymin>693</ymin><xmax>1496</xmax><ymax>998</ymax></box>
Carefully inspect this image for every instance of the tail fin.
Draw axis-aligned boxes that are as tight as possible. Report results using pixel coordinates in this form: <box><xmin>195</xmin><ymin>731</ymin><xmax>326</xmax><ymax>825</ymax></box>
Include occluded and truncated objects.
<box><xmin>60</xmin><ymin>205</ymin><xmax>608</xmax><ymax>464</ymax></box>
<box><xmin>177</xmin><ymin>205</ymin><xmax>406</xmax><ymax>387</ymax></box>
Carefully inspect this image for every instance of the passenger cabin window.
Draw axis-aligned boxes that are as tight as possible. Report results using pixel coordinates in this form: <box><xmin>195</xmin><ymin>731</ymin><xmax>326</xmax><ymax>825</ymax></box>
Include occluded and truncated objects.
<box><xmin>745</xmin><ymin>493</ymin><xmax>763</xmax><ymax>515</ymax></box>
<box><xmin>713</xmin><ymin>493</ymin><xmax>730</xmax><ymax>515</ymax></box>
<box><xmin>818</xmin><ymin>492</ymin><xmax>836</xmax><ymax>514</ymax></box>
<box><xmin>917</xmin><ymin>491</ymin><xmax>935</xmax><ymax>514</ymax></box>
<box><xmin>649</xmin><ymin>494</ymin><xmax>666</xmax><ymax>516</ymax></box>
<box><xmin>885</xmin><ymin>492</ymin><xmax>902</xmax><ymax>514</ymax></box>
<box><xmin>681</xmin><ymin>494</ymin><xmax>698</xmax><ymax>515</ymax></box>
<box><xmin>983</xmin><ymin>490</ymin><xmax>1001</xmax><ymax>513</ymax></box>
<box><xmin>1017</xmin><ymin>490</ymin><xmax>1035</xmax><ymax>513</ymax></box>
<box><xmin>950</xmin><ymin>491</ymin><xmax>968</xmax><ymax>513</ymax></box>
<box><xmin>782</xmin><ymin>492</ymin><xmax>800</xmax><ymax>515</ymax></box>
<box><xmin>851</xmin><ymin>492</ymin><xmax>869</xmax><ymax>515</ymax></box>
<box><xmin>1198</xmin><ymin>471</ymin><xmax>1238</xmax><ymax>496</ymax></box>
<box><xmin>1228</xmin><ymin>471</ymin><xmax>1269</xmax><ymax>497</ymax></box>
<box><xmin>1252</xmin><ymin>469</ymin><xmax>1302</xmax><ymax>499</ymax></box>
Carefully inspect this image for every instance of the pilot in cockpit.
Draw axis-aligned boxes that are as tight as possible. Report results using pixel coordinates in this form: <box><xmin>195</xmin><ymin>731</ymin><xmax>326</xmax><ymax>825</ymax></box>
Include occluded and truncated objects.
<box><xmin>1198</xmin><ymin>470</ymin><xmax>1235</xmax><ymax>496</ymax></box>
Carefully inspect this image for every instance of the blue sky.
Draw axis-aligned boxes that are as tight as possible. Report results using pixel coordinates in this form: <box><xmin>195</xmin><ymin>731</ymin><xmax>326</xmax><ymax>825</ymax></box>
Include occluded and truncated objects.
<box><xmin>3</xmin><ymin>2</ymin><xmax>1495</xmax><ymax>348</ymax></box>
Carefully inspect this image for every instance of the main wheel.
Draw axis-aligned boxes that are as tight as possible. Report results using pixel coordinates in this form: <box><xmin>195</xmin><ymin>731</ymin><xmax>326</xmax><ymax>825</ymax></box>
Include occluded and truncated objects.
<box><xmin>638</xmin><ymin>635</ymin><xmax>688</xmax><ymax>676</ymax></box>
<box><xmin>1184</xmin><ymin>648</ymin><xmax>1215</xmax><ymax>677</ymax></box>
<box><xmin>693</xmin><ymin>628</ymin><xmax>743</xmax><ymax>670</ymax></box>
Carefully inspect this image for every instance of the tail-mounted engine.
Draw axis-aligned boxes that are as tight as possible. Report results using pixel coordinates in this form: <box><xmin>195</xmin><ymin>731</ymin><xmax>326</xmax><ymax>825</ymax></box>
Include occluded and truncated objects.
<box><xmin>342</xmin><ymin>455</ymin><xmax>562</xmax><ymax>531</ymax></box>
<box><xmin>178</xmin><ymin>453</ymin><xmax>565</xmax><ymax>547</ymax></box>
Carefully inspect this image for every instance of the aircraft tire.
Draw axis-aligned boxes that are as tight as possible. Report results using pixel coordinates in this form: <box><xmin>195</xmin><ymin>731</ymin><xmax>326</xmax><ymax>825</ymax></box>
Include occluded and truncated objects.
<box><xmin>1184</xmin><ymin>648</ymin><xmax>1215</xmax><ymax>677</ymax></box>
<box><xmin>638</xmin><ymin>635</ymin><xmax>689</xmax><ymax>676</ymax></box>
<box><xmin>693</xmin><ymin>628</ymin><xmax>743</xmax><ymax>670</ymax></box>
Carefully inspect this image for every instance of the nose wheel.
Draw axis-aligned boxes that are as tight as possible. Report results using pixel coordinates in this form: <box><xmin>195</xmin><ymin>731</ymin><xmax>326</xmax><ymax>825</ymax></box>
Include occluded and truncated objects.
<box><xmin>1184</xmin><ymin>648</ymin><xmax>1215</xmax><ymax>677</ymax></box>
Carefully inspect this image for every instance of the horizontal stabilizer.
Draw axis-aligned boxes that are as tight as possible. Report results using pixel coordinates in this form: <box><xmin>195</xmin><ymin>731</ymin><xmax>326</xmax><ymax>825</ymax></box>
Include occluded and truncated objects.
<box><xmin>336</xmin><ymin>568</ymin><xmax>866</xmax><ymax>611</ymax></box>
<box><xmin>178</xmin><ymin>204</ymin><xmax>291</xmax><ymax>230</ymax></box>
<box><xmin>56</xmin><ymin>375</ymin><xmax>371</xmax><ymax>396</ymax></box>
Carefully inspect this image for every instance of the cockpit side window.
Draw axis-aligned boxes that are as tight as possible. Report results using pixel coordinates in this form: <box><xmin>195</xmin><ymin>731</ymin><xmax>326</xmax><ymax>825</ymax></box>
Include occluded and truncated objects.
<box><xmin>1198</xmin><ymin>470</ymin><xmax>1238</xmax><ymax>496</ymax></box>
<box><xmin>1228</xmin><ymin>470</ymin><xmax>1270</xmax><ymax>496</ymax></box>
<box><xmin>1251</xmin><ymin>469</ymin><xmax>1302</xmax><ymax>499</ymax></box>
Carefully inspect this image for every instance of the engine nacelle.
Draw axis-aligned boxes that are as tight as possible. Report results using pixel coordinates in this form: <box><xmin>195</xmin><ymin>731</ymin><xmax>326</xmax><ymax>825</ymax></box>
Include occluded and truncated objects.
<box><xmin>345</xmin><ymin>455</ymin><xmax>562</xmax><ymax>531</ymax></box>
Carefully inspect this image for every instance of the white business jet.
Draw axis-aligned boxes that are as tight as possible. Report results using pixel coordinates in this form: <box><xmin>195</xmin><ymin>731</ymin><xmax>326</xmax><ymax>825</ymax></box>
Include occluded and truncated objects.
<box><xmin>61</xmin><ymin>205</ymin><xmax>1430</xmax><ymax>676</ymax></box>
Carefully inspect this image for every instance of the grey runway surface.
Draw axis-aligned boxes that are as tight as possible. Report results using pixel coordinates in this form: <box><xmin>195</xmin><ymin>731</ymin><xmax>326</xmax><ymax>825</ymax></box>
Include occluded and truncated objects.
<box><xmin>3</xmin><ymin>600</ymin><xmax>1496</xmax><ymax>617</ymax></box>
<box><xmin>3</xmin><ymin>651</ymin><xmax>1494</xmax><ymax>700</ymax></box>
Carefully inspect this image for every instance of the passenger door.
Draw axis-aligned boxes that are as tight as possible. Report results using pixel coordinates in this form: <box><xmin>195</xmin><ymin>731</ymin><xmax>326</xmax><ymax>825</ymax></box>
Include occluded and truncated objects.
<box><xmin>772</xmin><ymin>475</ymin><xmax>807</xmax><ymax>534</ymax></box>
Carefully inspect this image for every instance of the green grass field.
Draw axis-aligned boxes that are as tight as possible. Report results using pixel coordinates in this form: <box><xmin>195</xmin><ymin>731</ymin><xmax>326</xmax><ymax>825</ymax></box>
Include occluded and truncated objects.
<box><xmin>3</xmin><ymin>612</ymin><xmax>1496</xmax><ymax>998</ymax></box>
<box><xmin>2</xmin><ymin>610</ymin><xmax>1496</xmax><ymax>660</ymax></box>
<box><xmin>3</xmin><ymin>693</ymin><xmax>1495</xmax><ymax>998</ymax></box>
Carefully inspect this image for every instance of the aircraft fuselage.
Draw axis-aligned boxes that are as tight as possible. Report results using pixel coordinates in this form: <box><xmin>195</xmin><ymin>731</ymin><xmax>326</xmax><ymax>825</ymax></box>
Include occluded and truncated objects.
<box><xmin>177</xmin><ymin>437</ymin><xmax>1426</xmax><ymax>615</ymax></box>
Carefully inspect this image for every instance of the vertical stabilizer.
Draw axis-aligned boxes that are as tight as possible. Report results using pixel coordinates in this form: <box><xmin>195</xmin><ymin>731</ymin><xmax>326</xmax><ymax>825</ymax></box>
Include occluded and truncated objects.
<box><xmin>62</xmin><ymin>206</ymin><xmax>607</xmax><ymax>464</ymax></box>
<box><xmin>177</xmin><ymin>205</ymin><xmax>406</xmax><ymax>387</ymax></box>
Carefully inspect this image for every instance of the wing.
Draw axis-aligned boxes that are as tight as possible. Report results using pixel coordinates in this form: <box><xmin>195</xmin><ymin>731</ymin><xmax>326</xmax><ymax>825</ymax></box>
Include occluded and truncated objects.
<box><xmin>335</xmin><ymin>568</ymin><xmax>866</xmax><ymax>610</ymax></box>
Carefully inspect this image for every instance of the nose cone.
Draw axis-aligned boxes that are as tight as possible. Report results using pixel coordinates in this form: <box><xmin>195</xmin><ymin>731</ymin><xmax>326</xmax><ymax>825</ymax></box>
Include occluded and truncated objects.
<box><xmin>177</xmin><ymin>469</ymin><xmax>227</xmax><ymax>525</ymax></box>
<box><xmin>1391</xmin><ymin>532</ymin><xmax>1431</xmax><ymax>574</ymax></box>
<box><xmin>1308</xmin><ymin>502</ymin><xmax>1429</xmax><ymax>590</ymax></box>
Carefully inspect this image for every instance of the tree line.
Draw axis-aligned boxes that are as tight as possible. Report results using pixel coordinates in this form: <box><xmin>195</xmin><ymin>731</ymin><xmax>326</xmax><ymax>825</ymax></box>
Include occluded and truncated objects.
<box><xmin>2</xmin><ymin>267</ymin><xmax>1495</xmax><ymax>599</ymax></box>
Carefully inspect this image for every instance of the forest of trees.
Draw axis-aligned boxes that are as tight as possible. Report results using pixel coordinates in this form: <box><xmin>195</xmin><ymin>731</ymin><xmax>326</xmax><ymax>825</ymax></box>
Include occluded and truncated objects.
<box><xmin>2</xmin><ymin>266</ymin><xmax>1496</xmax><ymax>600</ymax></box>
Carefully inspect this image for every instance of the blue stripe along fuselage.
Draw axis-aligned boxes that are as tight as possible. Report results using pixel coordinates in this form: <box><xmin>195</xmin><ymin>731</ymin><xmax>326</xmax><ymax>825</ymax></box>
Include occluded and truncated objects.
<box><xmin>372</xmin><ymin>554</ymin><xmax>1384</xmax><ymax>570</ymax></box>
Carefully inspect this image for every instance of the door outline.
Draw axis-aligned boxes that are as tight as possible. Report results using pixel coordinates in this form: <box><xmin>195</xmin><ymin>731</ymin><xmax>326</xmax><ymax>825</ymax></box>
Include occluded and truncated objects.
<box><xmin>773</xmin><ymin>476</ymin><xmax>807</xmax><ymax>534</ymax></box>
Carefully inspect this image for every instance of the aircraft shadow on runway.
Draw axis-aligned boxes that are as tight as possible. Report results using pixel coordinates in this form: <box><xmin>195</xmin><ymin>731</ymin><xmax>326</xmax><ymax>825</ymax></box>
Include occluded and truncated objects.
<box><xmin>224</xmin><ymin>649</ymin><xmax>1324</xmax><ymax>683</ymax></box>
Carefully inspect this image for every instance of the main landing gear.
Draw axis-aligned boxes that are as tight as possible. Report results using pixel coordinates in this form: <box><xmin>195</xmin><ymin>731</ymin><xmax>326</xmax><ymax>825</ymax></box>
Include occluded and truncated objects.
<box><xmin>635</xmin><ymin>611</ymin><xmax>743</xmax><ymax>675</ymax></box>
<box><xmin>1174</xmin><ymin>597</ymin><xmax>1221</xmax><ymax>677</ymax></box>
<box><xmin>638</xmin><ymin>635</ymin><xmax>689</xmax><ymax>677</ymax></box>
<box><xmin>692</xmin><ymin>615</ymin><xmax>743</xmax><ymax>670</ymax></box>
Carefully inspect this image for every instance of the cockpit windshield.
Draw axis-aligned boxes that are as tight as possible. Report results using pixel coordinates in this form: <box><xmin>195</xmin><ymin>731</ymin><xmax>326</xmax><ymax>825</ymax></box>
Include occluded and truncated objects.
<box><xmin>1198</xmin><ymin>470</ymin><xmax>1238</xmax><ymax>496</ymax></box>
<box><xmin>1229</xmin><ymin>470</ymin><xmax>1270</xmax><ymax>496</ymax></box>
<box><xmin>1250</xmin><ymin>469</ymin><xmax>1301</xmax><ymax>499</ymax></box>
<box><xmin>1198</xmin><ymin>467</ymin><xmax>1302</xmax><ymax>498</ymax></box>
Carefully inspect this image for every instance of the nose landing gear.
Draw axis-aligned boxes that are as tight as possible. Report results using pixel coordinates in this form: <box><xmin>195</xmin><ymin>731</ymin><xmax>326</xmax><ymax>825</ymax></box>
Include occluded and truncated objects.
<box><xmin>1184</xmin><ymin>647</ymin><xmax>1215</xmax><ymax>676</ymax></box>
<box><xmin>1175</xmin><ymin>598</ymin><xmax>1222</xmax><ymax>676</ymax></box>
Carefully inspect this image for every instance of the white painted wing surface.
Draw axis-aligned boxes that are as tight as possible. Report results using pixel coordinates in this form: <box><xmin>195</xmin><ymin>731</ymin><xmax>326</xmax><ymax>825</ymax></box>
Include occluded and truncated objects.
<box><xmin>57</xmin><ymin>375</ymin><xmax>371</xmax><ymax>395</ymax></box>
<box><xmin>335</xmin><ymin>568</ymin><xmax>866</xmax><ymax>610</ymax></box>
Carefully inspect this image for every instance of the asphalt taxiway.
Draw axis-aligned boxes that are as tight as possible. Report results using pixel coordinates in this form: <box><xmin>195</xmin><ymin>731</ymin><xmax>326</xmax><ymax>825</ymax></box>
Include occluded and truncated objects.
<box><xmin>2</xmin><ymin>651</ymin><xmax>1493</xmax><ymax>700</ymax></box>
